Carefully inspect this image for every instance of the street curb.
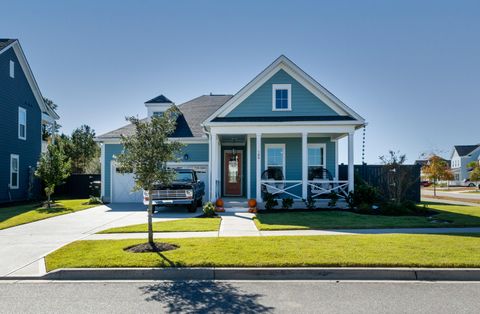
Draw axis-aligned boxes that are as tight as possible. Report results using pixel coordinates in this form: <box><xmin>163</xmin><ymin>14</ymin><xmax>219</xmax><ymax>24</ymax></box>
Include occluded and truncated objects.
<box><xmin>3</xmin><ymin>267</ymin><xmax>480</xmax><ymax>281</ymax></box>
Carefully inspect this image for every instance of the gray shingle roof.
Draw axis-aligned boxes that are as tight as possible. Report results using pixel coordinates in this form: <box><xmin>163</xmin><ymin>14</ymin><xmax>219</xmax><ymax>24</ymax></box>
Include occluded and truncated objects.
<box><xmin>97</xmin><ymin>94</ymin><xmax>232</xmax><ymax>140</ymax></box>
<box><xmin>0</xmin><ymin>39</ymin><xmax>17</xmax><ymax>52</ymax></box>
<box><xmin>455</xmin><ymin>145</ymin><xmax>480</xmax><ymax>157</ymax></box>
<box><xmin>145</xmin><ymin>94</ymin><xmax>173</xmax><ymax>104</ymax></box>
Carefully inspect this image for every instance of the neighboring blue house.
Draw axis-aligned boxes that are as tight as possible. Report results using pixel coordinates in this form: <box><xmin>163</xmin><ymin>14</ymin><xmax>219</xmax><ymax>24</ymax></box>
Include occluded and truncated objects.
<box><xmin>97</xmin><ymin>56</ymin><xmax>366</xmax><ymax>205</ymax></box>
<box><xmin>450</xmin><ymin>145</ymin><xmax>480</xmax><ymax>185</ymax></box>
<box><xmin>0</xmin><ymin>39</ymin><xmax>59</xmax><ymax>203</ymax></box>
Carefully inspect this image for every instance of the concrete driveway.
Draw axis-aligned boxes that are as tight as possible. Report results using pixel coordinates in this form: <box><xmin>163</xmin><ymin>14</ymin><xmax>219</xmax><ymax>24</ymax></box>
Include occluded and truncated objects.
<box><xmin>0</xmin><ymin>203</ymin><xmax>198</xmax><ymax>278</ymax></box>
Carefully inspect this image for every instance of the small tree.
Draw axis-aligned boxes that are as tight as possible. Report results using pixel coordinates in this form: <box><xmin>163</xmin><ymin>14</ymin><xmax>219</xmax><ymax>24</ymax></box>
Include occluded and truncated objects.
<box><xmin>116</xmin><ymin>107</ymin><xmax>183</xmax><ymax>245</ymax></box>
<box><xmin>70</xmin><ymin>125</ymin><xmax>99</xmax><ymax>173</ymax></box>
<box><xmin>35</xmin><ymin>144</ymin><xmax>71</xmax><ymax>208</ymax></box>
<box><xmin>422</xmin><ymin>155</ymin><xmax>453</xmax><ymax>196</ymax></box>
<box><xmin>379</xmin><ymin>151</ymin><xmax>416</xmax><ymax>206</ymax></box>
<box><xmin>468</xmin><ymin>161</ymin><xmax>480</xmax><ymax>188</ymax></box>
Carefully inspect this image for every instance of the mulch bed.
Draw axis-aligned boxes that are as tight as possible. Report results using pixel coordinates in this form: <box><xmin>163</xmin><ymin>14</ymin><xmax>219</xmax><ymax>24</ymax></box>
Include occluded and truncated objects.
<box><xmin>124</xmin><ymin>242</ymin><xmax>179</xmax><ymax>253</ymax></box>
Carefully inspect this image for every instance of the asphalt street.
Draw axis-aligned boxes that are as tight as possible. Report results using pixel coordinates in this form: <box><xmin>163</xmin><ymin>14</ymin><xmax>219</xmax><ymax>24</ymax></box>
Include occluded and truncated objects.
<box><xmin>0</xmin><ymin>280</ymin><xmax>479</xmax><ymax>314</ymax></box>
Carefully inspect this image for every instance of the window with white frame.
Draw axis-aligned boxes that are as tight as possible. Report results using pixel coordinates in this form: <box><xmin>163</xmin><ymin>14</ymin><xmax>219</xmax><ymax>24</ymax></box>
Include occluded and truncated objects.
<box><xmin>308</xmin><ymin>144</ymin><xmax>326</xmax><ymax>180</ymax></box>
<box><xmin>9</xmin><ymin>60</ymin><xmax>14</xmax><ymax>78</ymax></box>
<box><xmin>265</xmin><ymin>144</ymin><xmax>285</xmax><ymax>180</ymax></box>
<box><xmin>272</xmin><ymin>84</ymin><xmax>291</xmax><ymax>111</ymax></box>
<box><xmin>18</xmin><ymin>107</ymin><xmax>26</xmax><ymax>140</ymax></box>
<box><xmin>10</xmin><ymin>154</ymin><xmax>19</xmax><ymax>189</ymax></box>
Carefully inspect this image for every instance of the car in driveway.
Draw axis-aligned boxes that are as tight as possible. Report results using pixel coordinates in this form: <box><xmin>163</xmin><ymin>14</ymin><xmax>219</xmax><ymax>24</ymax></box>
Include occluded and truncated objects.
<box><xmin>143</xmin><ymin>169</ymin><xmax>205</xmax><ymax>212</ymax></box>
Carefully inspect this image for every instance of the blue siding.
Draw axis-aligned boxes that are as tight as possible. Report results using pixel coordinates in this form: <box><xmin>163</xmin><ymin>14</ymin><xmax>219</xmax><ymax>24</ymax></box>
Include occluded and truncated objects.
<box><xmin>249</xmin><ymin>137</ymin><xmax>336</xmax><ymax>199</ymax></box>
<box><xmin>103</xmin><ymin>143</ymin><xmax>209</xmax><ymax>200</ymax></box>
<box><xmin>0</xmin><ymin>47</ymin><xmax>43</xmax><ymax>202</ymax></box>
<box><xmin>227</xmin><ymin>69</ymin><xmax>339</xmax><ymax>117</ymax></box>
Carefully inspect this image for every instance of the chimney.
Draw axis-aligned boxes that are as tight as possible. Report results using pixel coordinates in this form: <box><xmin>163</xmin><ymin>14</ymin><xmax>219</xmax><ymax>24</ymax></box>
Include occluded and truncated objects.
<box><xmin>144</xmin><ymin>94</ymin><xmax>174</xmax><ymax>118</ymax></box>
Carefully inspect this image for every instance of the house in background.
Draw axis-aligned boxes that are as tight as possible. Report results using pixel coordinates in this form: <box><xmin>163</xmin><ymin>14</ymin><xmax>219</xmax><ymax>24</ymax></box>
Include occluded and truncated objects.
<box><xmin>96</xmin><ymin>55</ymin><xmax>366</xmax><ymax>205</ymax></box>
<box><xmin>0</xmin><ymin>39</ymin><xmax>59</xmax><ymax>203</ymax></box>
<box><xmin>450</xmin><ymin>145</ymin><xmax>480</xmax><ymax>185</ymax></box>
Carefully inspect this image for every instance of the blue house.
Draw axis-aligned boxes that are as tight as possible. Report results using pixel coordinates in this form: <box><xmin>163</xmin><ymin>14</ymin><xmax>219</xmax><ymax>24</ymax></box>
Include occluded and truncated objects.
<box><xmin>0</xmin><ymin>39</ymin><xmax>59</xmax><ymax>203</ymax></box>
<box><xmin>97</xmin><ymin>56</ymin><xmax>366</xmax><ymax>205</ymax></box>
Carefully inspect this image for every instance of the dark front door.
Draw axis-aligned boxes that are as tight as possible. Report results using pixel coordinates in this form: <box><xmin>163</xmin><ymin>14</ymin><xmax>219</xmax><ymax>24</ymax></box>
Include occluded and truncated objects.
<box><xmin>224</xmin><ymin>150</ymin><xmax>243</xmax><ymax>196</ymax></box>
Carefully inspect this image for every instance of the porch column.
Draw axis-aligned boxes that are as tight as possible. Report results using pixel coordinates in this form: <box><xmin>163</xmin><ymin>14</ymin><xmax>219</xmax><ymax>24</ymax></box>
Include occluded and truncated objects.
<box><xmin>256</xmin><ymin>133</ymin><xmax>262</xmax><ymax>202</ymax></box>
<box><xmin>302</xmin><ymin>132</ymin><xmax>308</xmax><ymax>199</ymax></box>
<box><xmin>348</xmin><ymin>132</ymin><xmax>354</xmax><ymax>192</ymax></box>
<box><xmin>210</xmin><ymin>131</ymin><xmax>218</xmax><ymax>200</ymax></box>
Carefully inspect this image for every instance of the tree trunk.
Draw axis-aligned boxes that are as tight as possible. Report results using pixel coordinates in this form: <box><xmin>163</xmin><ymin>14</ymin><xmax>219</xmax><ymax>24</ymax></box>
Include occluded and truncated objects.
<box><xmin>147</xmin><ymin>189</ymin><xmax>154</xmax><ymax>245</ymax></box>
<box><xmin>433</xmin><ymin>178</ymin><xmax>437</xmax><ymax>197</ymax></box>
<box><xmin>47</xmin><ymin>192</ymin><xmax>51</xmax><ymax>209</ymax></box>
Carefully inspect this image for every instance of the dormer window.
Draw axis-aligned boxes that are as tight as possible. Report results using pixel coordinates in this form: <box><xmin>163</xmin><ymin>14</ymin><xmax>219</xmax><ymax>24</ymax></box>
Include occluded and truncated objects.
<box><xmin>272</xmin><ymin>84</ymin><xmax>291</xmax><ymax>111</ymax></box>
<box><xmin>9</xmin><ymin>60</ymin><xmax>15</xmax><ymax>78</ymax></box>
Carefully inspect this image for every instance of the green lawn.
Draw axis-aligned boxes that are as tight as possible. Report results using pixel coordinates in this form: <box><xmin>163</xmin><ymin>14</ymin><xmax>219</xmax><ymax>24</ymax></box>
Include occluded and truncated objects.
<box><xmin>98</xmin><ymin>218</ymin><xmax>221</xmax><ymax>233</ymax></box>
<box><xmin>45</xmin><ymin>234</ymin><xmax>480</xmax><ymax>271</ymax></box>
<box><xmin>0</xmin><ymin>199</ymin><xmax>98</xmax><ymax>230</ymax></box>
<box><xmin>254</xmin><ymin>203</ymin><xmax>480</xmax><ymax>230</ymax></box>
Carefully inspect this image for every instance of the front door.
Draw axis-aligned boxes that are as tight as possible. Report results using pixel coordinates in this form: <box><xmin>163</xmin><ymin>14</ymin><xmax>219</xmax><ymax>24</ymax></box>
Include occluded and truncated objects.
<box><xmin>224</xmin><ymin>150</ymin><xmax>243</xmax><ymax>196</ymax></box>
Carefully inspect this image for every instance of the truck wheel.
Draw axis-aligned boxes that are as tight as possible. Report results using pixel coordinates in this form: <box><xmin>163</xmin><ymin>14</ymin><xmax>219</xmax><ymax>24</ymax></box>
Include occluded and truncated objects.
<box><xmin>187</xmin><ymin>203</ymin><xmax>197</xmax><ymax>213</ymax></box>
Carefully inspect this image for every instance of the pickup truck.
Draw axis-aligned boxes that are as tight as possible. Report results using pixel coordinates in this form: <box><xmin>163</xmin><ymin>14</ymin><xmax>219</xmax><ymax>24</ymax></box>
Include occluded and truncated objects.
<box><xmin>143</xmin><ymin>169</ymin><xmax>205</xmax><ymax>212</ymax></box>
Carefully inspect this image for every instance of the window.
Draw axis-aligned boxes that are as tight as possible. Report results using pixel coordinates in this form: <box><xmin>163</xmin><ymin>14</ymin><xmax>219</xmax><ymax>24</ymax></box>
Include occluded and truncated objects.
<box><xmin>308</xmin><ymin>144</ymin><xmax>326</xmax><ymax>180</ymax></box>
<box><xmin>10</xmin><ymin>154</ymin><xmax>19</xmax><ymax>189</ymax></box>
<box><xmin>9</xmin><ymin>60</ymin><xmax>14</xmax><ymax>78</ymax></box>
<box><xmin>18</xmin><ymin>107</ymin><xmax>26</xmax><ymax>140</ymax></box>
<box><xmin>265</xmin><ymin>144</ymin><xmax>285</xmax><ymax>179</ymax></box>
<box><xmin>272</xmin><ymin>84</ymin><xmax>291</xmax><ymax>111</ymax></box>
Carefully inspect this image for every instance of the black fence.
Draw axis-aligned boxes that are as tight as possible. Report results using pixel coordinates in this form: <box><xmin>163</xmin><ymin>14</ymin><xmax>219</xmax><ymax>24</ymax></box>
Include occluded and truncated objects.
<box><xmin>53</xmin><ymin>174</ymin><xmax>101</xmax><ymax>199</ymax></box>
<box><xmin>339</xmin><ymin>164</ymin><xmax>421</xmax><ymax>202</ymax></box>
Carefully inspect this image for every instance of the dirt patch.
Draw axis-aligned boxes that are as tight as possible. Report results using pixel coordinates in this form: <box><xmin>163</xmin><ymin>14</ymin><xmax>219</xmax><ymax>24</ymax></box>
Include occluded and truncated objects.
<box><xmin>124</xmin><ymin>242</ymin><xmax>179</xmax><ymax>253</ymax></box>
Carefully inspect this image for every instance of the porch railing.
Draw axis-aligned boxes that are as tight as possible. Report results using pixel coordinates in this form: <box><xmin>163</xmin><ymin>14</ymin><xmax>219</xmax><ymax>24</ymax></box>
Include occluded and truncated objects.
<box><xmin>260</xmin><ymin>180</ymin><xmax>350</xmax><ymax>200</ymax></box>
<box><xmin>308</xmin><ymin>180</ymin><xmax>349</xmax><ymax>199</ymax></box>
<box><xmin>260</xmin><ymin>180</ymin><xmax>303</xmax><ymax>199</ymax></box>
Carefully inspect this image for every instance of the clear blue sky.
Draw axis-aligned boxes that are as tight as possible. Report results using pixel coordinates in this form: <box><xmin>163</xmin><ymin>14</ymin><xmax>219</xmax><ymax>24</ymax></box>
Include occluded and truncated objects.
<box><xmin>2</xmin><ymin>0</ymin><xmax>478</xmax><ymax>164</ymax></box>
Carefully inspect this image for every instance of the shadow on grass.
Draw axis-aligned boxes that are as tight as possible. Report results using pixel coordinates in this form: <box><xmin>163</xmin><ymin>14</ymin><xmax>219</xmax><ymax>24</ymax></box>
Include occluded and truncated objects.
<box><xmin>139</xmin><ymin>281</ymin><xmax>274</xmax><ymax>314</ymax></box>
<box><xmin>36</xmin><ymin>205</ymin><xmax>73</xmax><ymax>214</ymax></box>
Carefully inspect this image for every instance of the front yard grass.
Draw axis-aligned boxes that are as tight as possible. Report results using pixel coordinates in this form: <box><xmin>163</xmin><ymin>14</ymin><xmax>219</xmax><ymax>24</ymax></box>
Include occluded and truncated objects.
<box><xmin>254</xmin><ymin>203</ymin><xmax>480</xmax><ymax>230</ymax></box>
<box><xmin>98</xmin><ymin>218</ymin><xmax>221</xmax><ymax>233</ymax></box>
<box><xmin>0</xmin><ymin>199</ymin><xmax>98</xmax><ymax>230</ymax></box>
<box><xmin>45</xmin><ymin>233</ymin><xmax>480</xmax><ymax>270</ymax></box>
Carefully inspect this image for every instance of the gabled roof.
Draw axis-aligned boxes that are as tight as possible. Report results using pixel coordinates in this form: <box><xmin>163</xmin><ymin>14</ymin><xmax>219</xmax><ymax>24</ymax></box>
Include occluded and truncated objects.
<box><xmin>454</xmin><ymin>145</ymin><xmax>480</xmax><ymax>157</ymax></box>
<box><xmin>203</xmin><ymin>55</ymin><xmax>365</xmax><ymax>125</ymax></box>
<box><xmin>0</xmin><ymin>39</ymin><xmax>59</xmax><ymax>120</ymax></box>
<box><xmin>97</xmin><ymin>94</ymin><xmax>232</xmax><ymax>141</ymax></box>
<box><xmin>145</xmin><ymin>94</ymin><xmax>173</xmax><ymax>104</ymax></box>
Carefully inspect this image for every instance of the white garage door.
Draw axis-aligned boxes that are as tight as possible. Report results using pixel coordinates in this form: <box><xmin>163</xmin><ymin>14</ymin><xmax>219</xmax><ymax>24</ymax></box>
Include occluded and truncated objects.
<box><xmin>111</xmin><ymin>162</ymin><xmax>143</xmax><ymax>203</ymax></box>
<box><xmin>110</xmin><ymin>162</ymin><xmax>209</xmax><ymax>203</ymax></box>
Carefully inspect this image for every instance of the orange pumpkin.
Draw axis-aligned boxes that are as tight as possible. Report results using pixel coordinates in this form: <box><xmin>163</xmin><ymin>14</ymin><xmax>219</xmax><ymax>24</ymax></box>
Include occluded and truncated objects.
<box><xmin>215</xmin><ymin>198</ymin><xmax>224</xmax><ymax>207</ymax></box>
<box><xmin>248</xmin><ymin>199</ymin><xmax>257</xmax><ymax>208</ymax></box>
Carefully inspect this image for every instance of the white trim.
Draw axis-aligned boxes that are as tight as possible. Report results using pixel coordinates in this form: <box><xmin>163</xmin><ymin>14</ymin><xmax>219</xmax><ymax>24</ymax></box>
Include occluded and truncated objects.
<box><xmin>18</xmin><ymin>107</ymin><xmax>27</xmax><ymax>140</ymax></box>
<box><xmin>265</xmin><ymin>143</ymin><xmax>286</xmax><ymax>179</ymax></box>
<box><xmin>9</xmin><ymin>154</ymin><xmax>19</xmax><ymax>189</ymax></box>
<box><xmin>203</xmin><ymin>55</ymin><xmax>365</xmax><ymax>124</ymax></box>
<box><xmin>96</xmin><ymin>137</ymin><xmax>209</xmax><ymax>144</ymax></box>
<box><xmin>100</xmin><ymin>143</ymin><xmax>105</xmax><ymax>199</ymax></box>
<box><xmin>272</xmin><ymin>84</ymin><xmax>291</xmax><ymax>111</ymax></box>
<box><xmin>207</xmin><ymin>124</ymin><xmax>356</xmax><ymax>135</ymax></box>
<box><xmin>302</xmin><ymin>132</ymin><xmax>308</xmax><ymax>199</ymax></box>
<box><xmin>256</xmin><ymin>133</ymin><xmax>262</xmax><ymax>202</ymax></box>
<box><xmin>223</xmin><ymin>150</ymin><xmax>244</xmax><ymax>197</ymax></box>
<box><xmin>110</xmin><ymin>160</ymin><xmax>114</xmax><ymax>203</ymax></box>
<box><xmin>334</xmin><ymin>140</ymin><xmax>339</xmax><ymax>180</ymax></box>
<box><xmin>8</xmin><ymin>41</ymin><xmax>59</xmax><ymax>120</ymax></box>
<box><xmin>206</xmin><ymin>120</ymin><xmax>364</xmax><ymax>127</ymax></box>
<box><xmin>348</xmin><ymin>132</ymin><xmax>354</xmax><ymax>192</ymax></box>
<box><xmin>9</xmin><ymin>60</ymin><xmax>14</xmax><ymax>78</ymax></box>
<box><xmin>247</xmin><ymin>135</ymin><xmax>251</xmax><ymax>199</ymax></box>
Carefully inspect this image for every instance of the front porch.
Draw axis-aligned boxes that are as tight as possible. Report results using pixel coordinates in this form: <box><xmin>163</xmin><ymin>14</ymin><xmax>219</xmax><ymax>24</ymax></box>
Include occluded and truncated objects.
<box><xmin>207</xmin><ymin>126</ymin><xmax>355</xmax><ymax>205</ymax></box>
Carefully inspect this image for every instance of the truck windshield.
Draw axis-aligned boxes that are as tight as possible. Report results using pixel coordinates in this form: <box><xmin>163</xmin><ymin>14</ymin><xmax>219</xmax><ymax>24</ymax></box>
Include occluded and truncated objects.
<box><xmin>175</xmin><ymin>172</ymin><xmax>193</xmax><ymax>182</ymax></box>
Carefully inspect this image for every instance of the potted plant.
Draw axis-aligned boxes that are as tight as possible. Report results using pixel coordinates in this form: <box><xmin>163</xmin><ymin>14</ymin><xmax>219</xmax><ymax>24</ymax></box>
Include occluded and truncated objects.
<box><xmin>215</xmin><ymin>198</ymin><xmax>225</xmax><ymax>212</ymax></box>
<box><xmin>248</xmin><ymin>198</ymin><xmax>257</xmax><ymax>213</ymax></box>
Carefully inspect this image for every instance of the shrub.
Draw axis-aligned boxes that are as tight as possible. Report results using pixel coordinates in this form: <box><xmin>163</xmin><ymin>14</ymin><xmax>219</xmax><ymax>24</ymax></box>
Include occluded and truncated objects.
<box><xmin>203</xmin><ymin>202</ymin><xmax>216</xmax><ymax>217</ymax></box>
<box><xmin>281</xmin><ymin>197</ymin><xmax>294</xmax><ymax>210</ymax></box>
<box><xmin>264</xmin><ymin>193</ymin><xmax>278</xmax><ymax>211</ymax></box>
<box><xmin>346</xmin><ymin>182</ymin><xmax>379</xmax><ymax>210</ymax></box>
<box><xmin>328</xmin><ymin>191</ymin><xmax>339</xmax><ymax>208</ymax></box>
<box><xmin>87</xmin><ymin>195</ymin><xmax>103</xmax><ymax>205</ymax></box>
<box><xmin>303</xmin><ymin>196</ymin><xmax>316</xmax><ymax>210</ymax></box>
